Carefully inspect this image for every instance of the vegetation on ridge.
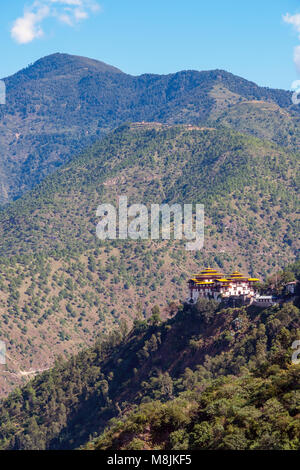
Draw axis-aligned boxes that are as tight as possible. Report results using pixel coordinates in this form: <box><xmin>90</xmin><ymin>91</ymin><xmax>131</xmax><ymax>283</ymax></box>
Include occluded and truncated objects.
<box><xmin>0</xmin><ymin>264</ymin><xmax>299</xmax><ymax>450</ymax></box>
<box><xmin>0</xmin><ymin>52</ymin><xmax>299</xmax><ymax>203</ymax></box>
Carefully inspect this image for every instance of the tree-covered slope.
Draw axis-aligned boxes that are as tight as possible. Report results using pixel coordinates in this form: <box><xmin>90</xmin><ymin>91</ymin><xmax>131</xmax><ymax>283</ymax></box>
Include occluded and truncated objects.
<box><xmin>215</xmin><ymin>99</ymin><xmax>300</xmax><ymax>149</ymax></box>
<box><xmin>88</xmin><ymin>364</ymin><xmax>300</xmax><ymax>451</ymax></box>
<box><xmin>0</xmin><ymin>287</ymin><xmax>299</xmax><ymax>450</ymax></box>
<box><xmin>0</xmin><ymin>52</ymin><xmax>299</xmax><ymax>203</ymax></box>
<box><xmin>0</xmin><ymin>123</ymin><xmax>298</xmax><ymax>256</ymax></box>
<box><xmin>0</xmin><ymin>124</ymin><xmax>298</xmax><ymax>396</ymax></box>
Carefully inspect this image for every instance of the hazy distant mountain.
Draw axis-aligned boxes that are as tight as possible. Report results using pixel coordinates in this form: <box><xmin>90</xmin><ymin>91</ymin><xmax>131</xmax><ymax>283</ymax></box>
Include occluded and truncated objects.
<box><xmin>0</xmin><ymin>52</ymin><xmax>298</xmax><ymax>203</ymax></box>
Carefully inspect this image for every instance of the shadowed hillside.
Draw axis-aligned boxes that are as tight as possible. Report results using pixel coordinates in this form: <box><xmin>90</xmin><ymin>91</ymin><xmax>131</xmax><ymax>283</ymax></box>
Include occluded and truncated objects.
<box><xmin>0</xmin><ymin>284</ymin><xmax>299</xmax><ymax>450</ymax></box>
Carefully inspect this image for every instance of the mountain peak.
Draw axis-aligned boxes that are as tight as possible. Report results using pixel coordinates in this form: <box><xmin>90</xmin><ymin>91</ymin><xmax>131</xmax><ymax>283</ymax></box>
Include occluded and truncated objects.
<box><xmin>17</xmin><ymin>52</ymin><xmax>124</xmax><ymax>80</ymax></box>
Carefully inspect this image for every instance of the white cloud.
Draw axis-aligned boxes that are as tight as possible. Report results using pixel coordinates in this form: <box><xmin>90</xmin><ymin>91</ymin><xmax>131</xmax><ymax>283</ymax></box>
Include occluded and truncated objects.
<box><xmin>283</xmin><ymin>12</ymin><xmax>300</xmax><ymax>72</ymax></box>
<box><xmin>11</xmin><ymin>0</ymin><xmax>100</xmax><ymax>44</ymax></box>
<box><xmin>74</xmin><ymin>9</ymin><xmax>89</xmax><ymax>21</ymax></box>
<box><xmin>11</xmin><ymin>5</ymin><xmax>50</xmax><ymax>44</ymax></box>
<box><xmin>283</xmin><ymin>13</ymin><xmax>300</xmax><ymax>32</ymax></box>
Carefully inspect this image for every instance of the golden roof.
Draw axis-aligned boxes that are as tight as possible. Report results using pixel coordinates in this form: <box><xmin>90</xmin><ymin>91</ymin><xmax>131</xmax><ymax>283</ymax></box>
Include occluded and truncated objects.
<box><xmin>196</xmin><ymin>276</ymin><xmax>223</xmax><ymax>279</ymax></box>
<box><xmin>197</xmin><ymin>268</ymin><xmax>222</xmax><ymax>273</ymax></box>
<box><xmin>196</xmin><ymin>271</ymin><xmax>223</xmax><ymax>276</ymax></box>
<box><xmin>196</xmin><ymin>280</ymin><xmax>214</xmax><ymax>285</ymax></box>
<box><xmin>229</xmin><ymin>270</ymin><xmax>247</xmax><ymax>279</ymax></box>
<box><xmin>190</xmin><ymin>269</ymin><xmax>260</xmax><ymax>285</ymax></box>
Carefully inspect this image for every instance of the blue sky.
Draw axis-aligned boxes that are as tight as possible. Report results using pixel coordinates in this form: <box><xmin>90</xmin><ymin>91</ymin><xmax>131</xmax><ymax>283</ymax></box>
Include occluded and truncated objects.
<box><xmin>1</xmin><ymin>0</ymin><xmax>300</xmax><ymax>90</ymax></box>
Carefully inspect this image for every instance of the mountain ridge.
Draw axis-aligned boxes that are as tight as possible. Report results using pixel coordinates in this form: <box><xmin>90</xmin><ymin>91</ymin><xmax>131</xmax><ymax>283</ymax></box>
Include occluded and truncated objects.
<box><xmin>5</xmin><ymin>53</ymin><xmax>123</xmax><ymax>81</ymax></box>
<box><xmin>0</xmin><ymin>52</ymin><xmax>297</xmax><ymax>204</ymax></box>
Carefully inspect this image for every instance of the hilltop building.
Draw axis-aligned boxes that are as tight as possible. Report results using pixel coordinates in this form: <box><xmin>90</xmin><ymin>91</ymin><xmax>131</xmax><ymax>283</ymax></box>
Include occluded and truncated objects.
<box><xmin>187</xmin><ymin>268</ymin><xmax>260</xmax><ymax>305</ymax></box>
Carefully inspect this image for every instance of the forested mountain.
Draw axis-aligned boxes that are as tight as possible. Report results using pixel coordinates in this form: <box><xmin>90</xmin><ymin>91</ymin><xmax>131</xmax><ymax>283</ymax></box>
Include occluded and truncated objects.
<box><xmin>0</xmin><ymin>52</ymin><xmax>299</xmax><ymax>203</ymax></box>
<box><xmin>0</xmin><ymin>262</ymin><xmax>299</xmax><ymax>450</ymax></box>
<box><xmin>0</xmin><ymin>123</ymin><xmax>298</xmax><ymax>397</ymax></box>
<box><xmin>0</xmin><ymin>53</ymin><xmax>299</xmax><ymax>450</ymax></box>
